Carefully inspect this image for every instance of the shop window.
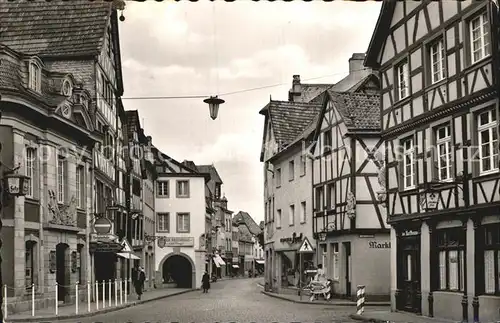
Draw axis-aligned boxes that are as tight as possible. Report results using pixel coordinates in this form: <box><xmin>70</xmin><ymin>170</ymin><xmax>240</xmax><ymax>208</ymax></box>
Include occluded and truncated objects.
<box><xmin>332</xmin><ymin>243</ymin><xmax>339</xmax><ymax>280</ymax></box>
<box><xmin>484</xmin><ymin>224</ymin><xmax>500</xmax><ymax>295</ymax></box>
<box><xmin>436</xmin><ymin>228</ymin><xmax>466</xmax><ymax>292</ymax></box>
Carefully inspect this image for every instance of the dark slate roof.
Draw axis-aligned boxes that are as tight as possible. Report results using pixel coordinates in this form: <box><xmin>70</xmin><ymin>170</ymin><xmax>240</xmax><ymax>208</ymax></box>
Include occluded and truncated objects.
<box><xmin>0</xmin><ymin>1</ymin><xmax>112</xmax><ymax>57</ymax></box>
<box><xmin>327</xmin><ymin>91</ymin><xmax>380</xmax><ymax>130</ymax></box>
<box><xmin>233</xmin><ymin>211</ymin><xmax>262</xmax><ymax>236</ymax></box>
<box><xmin>197</xmin><ymin>165</ymin><xmax>223</xmax><ymax>184</ymax></box>
<box><xmin>125</xmin><ymin>110</ymin><xmax>140</xmax><ymax>137</ymax></box>
<box><xmin>182</xmin><ymin>160</ymin><xmax>199</xmax><ymax>172</ymax></box>
<box><xmin>267</xmin><ymin>100</ymin><xmax>322</xmax><ymax>147</ymax></box>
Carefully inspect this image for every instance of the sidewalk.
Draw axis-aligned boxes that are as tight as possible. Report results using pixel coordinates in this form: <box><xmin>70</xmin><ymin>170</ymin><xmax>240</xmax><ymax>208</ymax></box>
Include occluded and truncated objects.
<box><xmin>349</xmin><ymin>310</ymin><xmax>458</xmax><ymax>323</ymax></box>
<box><xmin>6</xmin><ymin>287</ymin><xmax>196</xmax><ymax>322</ymax></box>
<box><xmin>261</xmin><ymin>290</ymin><xmax>390</xmax><ymax>306</ymax></box>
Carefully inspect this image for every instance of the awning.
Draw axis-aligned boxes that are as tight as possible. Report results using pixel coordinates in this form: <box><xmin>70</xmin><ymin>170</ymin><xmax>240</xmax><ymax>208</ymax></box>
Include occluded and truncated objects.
<box><xmin>232</xmin><ymin>264</ymin><xmax>239</xmax><ymax>268</ymax></box>
<box><xmin>214</xmin><ymin>255</ymin><xmax>226</xmax><ymax>266</ymax></box>
<box><xmin>117</xmin><ymin>252</ymin><xmax>141</xmax><ymax>260</ymax></box>
<box><xmin>255</xmin><ymin>260</ymin><xmax>265</xmax><ymax>265</ymax></box>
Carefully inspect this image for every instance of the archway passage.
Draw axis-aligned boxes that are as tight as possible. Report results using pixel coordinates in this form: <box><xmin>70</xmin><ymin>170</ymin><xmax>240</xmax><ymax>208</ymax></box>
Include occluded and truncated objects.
<box><xmin>162</xmin><ymin>255</ymin><xmax>193</xmax><ymax>288</ymax></box>
<box><xmin>55</xmin><ymin>243</ymin><xmax>69</xmax><ymax>302</ymax></box>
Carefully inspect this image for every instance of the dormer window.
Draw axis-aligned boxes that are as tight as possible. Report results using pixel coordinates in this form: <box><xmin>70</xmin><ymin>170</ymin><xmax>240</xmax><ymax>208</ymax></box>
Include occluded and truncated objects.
<box><xmin>28</xmin><ymin>62</ymin><xmax>41</xmax><ymax>92</ymax></box>
<box><xmin>62</xmin><ymin>79</ymin><xmax>73</xmax><ymax>96</ymax></box>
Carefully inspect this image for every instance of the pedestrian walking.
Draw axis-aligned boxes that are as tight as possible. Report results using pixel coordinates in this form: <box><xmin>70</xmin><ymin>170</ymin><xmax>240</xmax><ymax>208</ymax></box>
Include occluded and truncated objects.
<box><xmin>202</xmin><ymin>271</ymin><xmax>210</xmax><ymax>293</ymax></box>
<box><xmin>135</xmin><ymin>266</ymin><xmax>146</xmax><ymax>300</ymax></box>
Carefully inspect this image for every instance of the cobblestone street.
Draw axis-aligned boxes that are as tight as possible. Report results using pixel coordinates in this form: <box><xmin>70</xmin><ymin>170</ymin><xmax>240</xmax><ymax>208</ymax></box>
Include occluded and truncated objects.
<box><xmin>56</xmin><ymin>279</ymin><xmax>386</xmax><ymax>323</ymax></box>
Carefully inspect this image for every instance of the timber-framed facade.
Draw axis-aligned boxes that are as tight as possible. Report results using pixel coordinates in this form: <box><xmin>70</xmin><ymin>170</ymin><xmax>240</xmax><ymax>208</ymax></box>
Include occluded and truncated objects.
<box><xmin>365</xmin><ymin>1</ymin><xmax>500</xmax><ymax>321</ymax></box>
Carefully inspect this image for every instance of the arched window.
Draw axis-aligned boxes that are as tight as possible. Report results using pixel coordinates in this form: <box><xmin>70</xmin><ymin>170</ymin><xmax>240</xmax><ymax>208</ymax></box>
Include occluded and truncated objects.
<box><xmin>62</xmin><ymin>79</ymin><xmax>73</xmax><ymax>96</ymax></box>
<box><xmin>28</xmin><ymin>62</ymin><xmax>41</xmax><ymax>92</ymax></box>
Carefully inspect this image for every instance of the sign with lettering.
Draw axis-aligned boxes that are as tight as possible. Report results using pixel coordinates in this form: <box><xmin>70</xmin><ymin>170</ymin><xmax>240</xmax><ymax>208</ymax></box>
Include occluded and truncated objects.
<box><xmin>159</xmin><ymin>237</ymin><xmax>194</xmax><ymax>247</ymax></box>
<box><xmin>402</xmin><ymin>230</ymin><xmax>419</xmax><ymax>237</ymax></box>
<box><xmin>369</xmin><ymin>241</ymin><xmax>391</xmax><ymax>249</ymax></box>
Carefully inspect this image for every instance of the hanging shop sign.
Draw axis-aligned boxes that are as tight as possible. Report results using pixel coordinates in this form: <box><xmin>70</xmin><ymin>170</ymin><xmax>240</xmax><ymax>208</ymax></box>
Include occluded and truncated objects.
<box><xmin>280</xmin><ymin>232</ymin><xmax>303</xmax><ymax>244</ymax></box>
<box><xmin>368</xmin><ymin>241</ymin><xmax>391</xmax><ymax>249</ymax></box>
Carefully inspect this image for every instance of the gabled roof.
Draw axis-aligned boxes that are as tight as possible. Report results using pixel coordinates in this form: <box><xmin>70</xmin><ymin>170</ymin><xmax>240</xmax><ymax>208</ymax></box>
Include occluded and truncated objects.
<box><xmin>264</xmin><ymin>100</ymin><xmax>322</xmax><ymax>148</ymax></box>
<box><xmin>326</xmin><ymin>91</ymin><xmax>381</xmax><ymax>131</ymax></box>
<box><xmin>364</xmin><ymin>0</ymin><xmax>397</xmax><ymax>68</ymax></box>
<box><xmin>349</xmin><ymin>73</ymin><xmax>381</xmax><ymax>93</ymax></box>
<box><xmin>196</xmin><ymin>165</ymin><xmax>223</xmax><ymax>184</ymax></box>
<box><xmin>0</xmin><ymin>1</ymin><xmax>113</xmax><ymax>57</ymax></box>
<box><xmin>289</xmin><ymin>84</ymin><xmax>332</xmax><ymax>103</ymax></box>
<box><xmin>233</xmin><ymin>211</ymin><xmax>262</xmax><ymax>236</ymax></box>
<box><xmin>152</xmin><ymin>147</ymin><xmax>206</xmax><ymax>177</ymax></box>
<box><xmin>125</xmin><ymin>110</ymin><xmax>141</xmax><ymax>138</ymax></box>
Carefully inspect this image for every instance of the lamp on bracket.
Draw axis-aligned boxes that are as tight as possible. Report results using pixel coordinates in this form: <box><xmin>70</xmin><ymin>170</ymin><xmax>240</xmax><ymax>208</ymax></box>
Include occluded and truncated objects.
<box><xmin>420</xmin><ymin>171</ymin><xmax>466</xmax><ymax>212</ymax></box>
<box><xmin>317</xmin><ymin>221</ymin><xmax>336</xmax><ymax>242</ymax></box>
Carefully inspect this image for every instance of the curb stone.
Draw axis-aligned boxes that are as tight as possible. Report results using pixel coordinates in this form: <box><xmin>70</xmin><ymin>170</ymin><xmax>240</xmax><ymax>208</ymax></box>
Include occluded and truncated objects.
<box><xmin>349</xmin><ymin>313</ymin><xmax>388</xmax><ymax>323</ymax></box>
<box><xmin>260</xmin><ymin>291</ymin><xmax>390</xmax><ymax>307</ymax></box>
<box><xmin>7</xmin><ymin>289</ymin><xmax>198</xmax><ymax>323</ymax></box>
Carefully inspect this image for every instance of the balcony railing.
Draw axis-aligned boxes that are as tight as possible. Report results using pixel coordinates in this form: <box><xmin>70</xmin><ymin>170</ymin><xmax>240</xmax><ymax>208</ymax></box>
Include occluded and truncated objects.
<box><xmin>94</xmin><ymin>150</ymin><xmax>115</xmax><ymax>180</ymax></box>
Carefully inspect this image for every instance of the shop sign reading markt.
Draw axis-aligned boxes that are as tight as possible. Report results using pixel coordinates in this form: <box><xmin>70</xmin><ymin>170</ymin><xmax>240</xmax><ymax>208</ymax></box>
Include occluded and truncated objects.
<box><xmin>157</xmin><ymin>237</ymin><xmax>194</xmax><ymax>248</ymax></box>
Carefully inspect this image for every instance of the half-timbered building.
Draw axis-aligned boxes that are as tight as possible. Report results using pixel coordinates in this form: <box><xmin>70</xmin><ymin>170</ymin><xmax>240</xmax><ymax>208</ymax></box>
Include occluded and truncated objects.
<box><xmin>260</xmin><ymin>54</ymin><xmax>375</xmax><ymax>293</ymax></box>
<box><xmin>365</xmin><ymin>1</ymin><xmax>500</xmax><ymax>321</ymax></box>
<box><xmin>310</xmin><ymin>84</ymin><xmax>388</xmax><ymax>300</ymax></box>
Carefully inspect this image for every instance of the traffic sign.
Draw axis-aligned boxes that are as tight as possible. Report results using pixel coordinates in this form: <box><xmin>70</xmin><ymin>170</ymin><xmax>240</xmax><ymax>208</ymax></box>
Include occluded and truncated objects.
<box><xmin>94</xmin><ymin>217</ymin><xmax>112</xmax><ymax>234</ymax></box>
<box><xmin>298</xmin><ymin>237</ymin><xmax>314</xmax><ymax>253</ymax></box>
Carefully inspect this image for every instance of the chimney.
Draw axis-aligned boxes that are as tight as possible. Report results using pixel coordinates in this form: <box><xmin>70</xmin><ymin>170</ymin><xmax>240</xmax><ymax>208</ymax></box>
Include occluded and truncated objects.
<box><xmin>289</xmin><ymin>75</ymin><xmax>302</xmax><ymax>101</ymax></box>
<box><xmin>349</xmin><ymin>53</ymin><xmax>367</xmax><ymax>74</ymax></box>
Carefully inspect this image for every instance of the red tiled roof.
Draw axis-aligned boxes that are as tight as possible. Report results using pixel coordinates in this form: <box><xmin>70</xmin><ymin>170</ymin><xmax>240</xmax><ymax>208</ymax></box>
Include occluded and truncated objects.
<box><xmin>327</xmin><ymin>91</ymin><xmax>381</xmax><ymax>130</ymax></box>
<box><xmin>0</xmin><ymin>1</ymin><xmax>112</xmax><ymax>57</ymax></box>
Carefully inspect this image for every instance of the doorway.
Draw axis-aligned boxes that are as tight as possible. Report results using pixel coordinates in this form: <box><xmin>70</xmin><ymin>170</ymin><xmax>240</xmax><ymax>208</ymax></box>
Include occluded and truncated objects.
<box><xmin>56</xmin><ymin>243</ymin><xmax>70</xmax><ymax>302</ymax></box>
<box><xmin>162</xmin><ymin>254</ymin><xmax>193</xmax><ymax>288</ymax></box>
<box><xmin>343</xmin><ymin>242</ymin><xmax>351</xmax><ymax>298</ymax></box>
<box><xmin>397</xmin><ymin>235</ymin><xmax>421</xmax><ymax>313</ymax></box>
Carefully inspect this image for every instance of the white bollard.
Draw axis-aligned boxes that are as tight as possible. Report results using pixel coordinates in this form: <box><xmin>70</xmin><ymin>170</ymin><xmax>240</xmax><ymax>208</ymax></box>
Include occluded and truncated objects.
<box><xmin>55</xmin><ymin>283</ymin><xmax>59</xmax><ymax>316</ymax></box>
<box><xmin>108</xmin><ymin>280</ymin><xmax>112</xmax><ymax>307</ymax></box>
<box><xmin>87</xmin><ymin>281</ymin><xmax>91</xmax><ymax>313</ymax></box>
<box><xmin>114</xmin><ymin>279</ymin><xmax>118</xmax><ymax>307</ymax></box>
<box><xmin>102</xmin><ymin>281</ymin><xmax>106</xmax><ymax>309</ymax></box>
<box><xmin>119</xmin><ymin>279</ymin><xmax>123</xmax><ymax>305</ymax></box>
<box><xmin>4</xmin><ymin>284</ymin><xmax>7</xmax><ymax>319</ymax></box>
<box><xmin>75</xmin><ymin>282</ymin><xmax>79</xmax><ymax>314</ymax></box>
<box><xmin>31</xmin><ymin>283</ymin><xmax>35</xmax><ymax>317</ymax></box>
<box><xmin>95</xmin><ymin>281</ymin><xmax>99</xmax><ymax>310</ymax></box>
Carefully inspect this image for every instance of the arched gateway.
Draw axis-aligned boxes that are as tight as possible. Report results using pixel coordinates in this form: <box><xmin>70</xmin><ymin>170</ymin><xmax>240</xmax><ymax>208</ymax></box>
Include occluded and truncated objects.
<box><xmin>159</xmin><ymin>252</ymin><xmax>196</xmax><ymax>288</ymax></box>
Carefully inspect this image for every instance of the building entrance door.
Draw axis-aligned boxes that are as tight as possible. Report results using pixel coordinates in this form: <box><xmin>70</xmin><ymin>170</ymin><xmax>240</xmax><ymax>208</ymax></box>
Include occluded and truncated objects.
<box><xmin>397</xmin><ymin>234</ymin><xmax>421</xmax><ymax>313</ymax></box>
<box><xmin>343</xmin><ymin>242</ymin><xmax>351</xmax><ymax>297</ymax></box>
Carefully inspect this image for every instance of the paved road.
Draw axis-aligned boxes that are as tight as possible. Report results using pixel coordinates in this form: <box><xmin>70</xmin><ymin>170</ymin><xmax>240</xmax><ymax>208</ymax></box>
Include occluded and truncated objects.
<box><xmin>59</xmin><ymin>278</ymin><xmax>386</xmax><ymax>323</ymax></box>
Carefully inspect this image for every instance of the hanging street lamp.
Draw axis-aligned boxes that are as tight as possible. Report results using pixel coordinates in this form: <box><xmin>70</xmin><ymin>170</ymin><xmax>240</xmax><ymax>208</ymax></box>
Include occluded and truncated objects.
<box><xmin>203</xmin><ymin>96</ymin><xmax>225</xmax><ymax>120</ymax></box>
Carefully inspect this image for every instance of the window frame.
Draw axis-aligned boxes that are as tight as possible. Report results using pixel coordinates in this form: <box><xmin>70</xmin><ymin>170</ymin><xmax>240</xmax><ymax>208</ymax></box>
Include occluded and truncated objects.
<box><xmin>435</xmin><ymin>124</ymin><xmax>452</xmax><ymax>182</ymax></box>
<box><xmin>429</xmin><ymin>37</ymin><xmax>446</xmax><ymax>84</ymax></box>
<box><xmin>276</xmin><ymin>209</ymin><xmax>282</xmax><ymax>229</ymax></box>
<box><xmin>276</xmin><ymin>168</ymin><xmax>282</xmax><ymax>188</ymax></box>
<box><xmin>323</xmin><ymin>130</ymin><xmax>332</xmax><ymax>153</ymax></box>
<box><xmin>156</xmin><ymin>212</ymin><xmax>170</xmax><ymax>233</ymax></box>
<box><xmin>477</xmin><ymin>109</ymin><xmax>499</xmax><ymax>175</ymax></box>
<box><xmin>300</xmin><ymin>201</ymin><xmax>306</xmax><ymax>224</ymax></box>
<box><xmin>483</xmin><ymin>223</ymin><xmax>500</xmax><ymax>296</ymax></box>
<box><xmin>157</xmin><ymin>180</ymin><xmax>169</xmax><ymax>198</ymax></box>
<box><xmin>28</xmin><ymin>61</ymin><xmax>41</xmax><ymax>93</ymax></box>
<box><xmin>289</xmin><ymin>204</ymin><xmax>295</xmax><ymax>226</ymax></box>
<box><xmin>76</xmin><ymin>165</ymin><xmax>85</xmax><ymax>209</ymax></box>
<box><xmin>469</xmin><ymin>11</ymin><xmax>491</xmax><ymax>65</ymax></box>
<box><xmin>176</xmin><ymin>212</ymin><xmax>190</xmax><ymax>233</ymax></box>
<box><xmin>436</xmin><ymin>228</ymin><xmax>466</xmax><ymax>292</ymax></box>
<box><xmin>315</xmin><ymin>186</ymin><xmax>324</xmax><ymax>211</ymax></box>
<box><xmin>300</xmin><ymin>155</ymin><xmax>306</xmax><ymax>176</ymax></box>
<box><xmin>289</xmin><ymin>160</ymin><xmax>295</xmax><ymax>181</ymax></box>
<box><xmin>395</xmin><ymin>59</ymin><xmax>410</xmax><ymax>101</ymax></box>
<box><xmin>176</xmin><ymin>180</ymin><xmax>190</xmax><ymax>198</ymax></box>
<box><xmin>57</xmin><ymin>156</ymin><xmax>66</xmax><ymax>204</ymax></box>
<box><xmin>332</xmin><ymin>243</ymin><xmax>339</xmax><ymax>281</ymax></box>
<box><xmin>401</xmin><ymin>137</ymin><xmax>416</xmax><ymax>190</ymax></box>
<box><xmin>25</xmin><ymin>147</ymin><xmax>36</xmax><ymax>199</ymax></box>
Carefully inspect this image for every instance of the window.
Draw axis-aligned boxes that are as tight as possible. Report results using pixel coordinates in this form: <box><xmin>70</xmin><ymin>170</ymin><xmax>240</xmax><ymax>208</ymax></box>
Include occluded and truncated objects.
<box><xmin>300</xmin><ymin>155</ymin><xmax>306</xmax><ymax>176</ymax></box>
<box><xmin>157</xmin><ymin>181</ymin><xmax>169</xmax><ymax>197</ymax></box>
<box><xmin>402</xmin><ymin>138</ymin><xmax>415</xmax><ymax>189</ymax></box>
<box><xmin>157</xmin><ymin>213</ymin><xmax>169</xmax><ymax>232</ymax></box>
<box><xmin>276</xmin><ymin>168</ymin><xmax>282</xmax><ymax>187</ymax></box>
<box><xmin>62</xmin><ymin>79</ymin><xmax>72</xmax><ymax>96</ymax></box>
<box><xmin>429</xmin><ymin>38</ymin><xmax>445</xmax><ymax>84</ymax></box>
<box><xmin>177</xmin><ymin>213</ymin><xmax>190</xmax><ymax>233</ymax></box>
<box><xmin>25</xmin><ymin>241</ymin><xmax>36</xmax><ymax>288</ymax></box>
<box><xmin>25</xmin><ymin>147</ymin><xmax>36</xmax><ymax>198</ymax></box>
<box><xmin>57</xmin><ymin>156</ymin><xmax>66</xmax><ymax>203</ymax></box>
<box><xmin>289</xmin><ymin>204</ymin><xmax>295</xmax><ymax>226</ymax></box>
<box><xmin>176</xmin><ymin>180</ymin><xmax>189</xmax><ymax>198</ymax></box>
<box><xmin>478</xmin><ymin>109</ymin><xmax>498</xmax><ymax>174</ymax></box>
<box><xmin>396</xmin><ymin>59</ymin><xmax>409</xmax><ymax>100</ymax></box>
<box><xmin>289</xmin><ymin>160</ymin><xmax>295</xmax><ymax>181</ymax></box>
<box><xmin>323</xmin><ymin>130</ymin><xmax>332</xmax><ymax>153</ymax></box>
<box><xmin>436</xmin><ymin>125</ymin><xmax>452</xmax><ymax>181</ymax></box>
<box><xmin>484</xmin><ymin>224</ymin><xmax>500</xmax><ymax>295</ymax></box>
<box><xmin>315</xmin><ymin>186</ymin><xmax>324</xmax><ymax>211</ymax></box>
<box><xmin>276</xmin><ymin>209</ymin><xmax>282</xmax><ymax>228</ymax></box>
<box><xmin>28</xmin><ymin>62</ymin><xmax>41</xmax><ymax>92</ymax></box>
<box><xmin>332</xmin><ymin>243</ymin><xmax>339</xmax><ymax>280</ymax></box>
<box><xmin>321</xmin><ymin>244</ymin><xmax>327</xmax><ymax>275</ymax></box>
<box><xmin>300</xmin><ymin>201</ymin><xmax>306</xmax><ymax>224</ymax></box>
<box><xmin>76</xmin><ymin>165</ymin><xmax>85</xmax><ymax>208</ymax></box>
<box><xmin>326</xmin><ymin>184</ymin><xmax>334</xmax><ymax>209</ymax></box>
<box><xmin>215</xmin><ymin>183</ymin><xmax>221</xmax><ymax>199</ymax></box>
<box><xmin>437</xmin><ymin>228</ymin><xmax>466</xmax><ymax>291</ymax></box>
<box><xmin>470</xmin><ymin>12</ymin><xmax>490</xmax><ymax>64</ymax></box>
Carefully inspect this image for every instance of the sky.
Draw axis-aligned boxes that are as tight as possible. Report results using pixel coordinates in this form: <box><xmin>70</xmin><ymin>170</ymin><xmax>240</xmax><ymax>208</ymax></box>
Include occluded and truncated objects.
<box><xmin>118</xmin><ymin>0</ymin><xmax>382</xmax><ymax>223</ymax></box>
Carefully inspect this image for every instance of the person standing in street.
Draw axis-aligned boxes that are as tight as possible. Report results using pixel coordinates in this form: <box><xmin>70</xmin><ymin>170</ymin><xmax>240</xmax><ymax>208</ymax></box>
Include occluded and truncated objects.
<box><xmin>135</xmin><ymin>266</ymin><xmax>146</xmax><ymax>300</ymax></box>
<box><xmin>202</xmin><ymin>271</ymin><xmax>210</xmax><ymax>293</ymax></box>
